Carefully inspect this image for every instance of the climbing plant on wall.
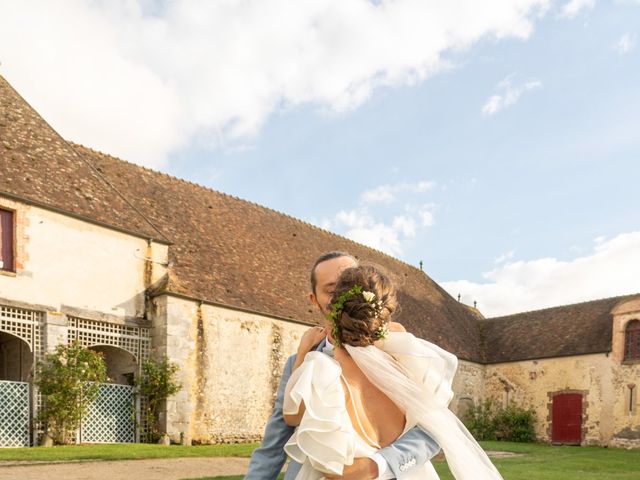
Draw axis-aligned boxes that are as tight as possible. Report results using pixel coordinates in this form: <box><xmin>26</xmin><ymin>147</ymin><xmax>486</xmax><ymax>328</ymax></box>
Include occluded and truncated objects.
<box><xmin>136</xmin><ymin>356</ymin><xmax>181</xmax><ymax>443</ymax></box>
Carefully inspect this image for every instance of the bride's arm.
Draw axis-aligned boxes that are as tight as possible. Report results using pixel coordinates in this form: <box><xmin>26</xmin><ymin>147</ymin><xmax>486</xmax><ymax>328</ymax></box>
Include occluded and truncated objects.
<box><xmin>283</xmin><ymin>326</ymin><xmax>326</xmax><ymax>426</ymax></box>
<box><xmin>293</xmin><ymin>325</ymin><xmax>327</xmax><ymax>370</ymax></box>
<box><xmin>283</xmin><ymin>401</ymin><xmax>305</xmax><ymax>426</ymax></box>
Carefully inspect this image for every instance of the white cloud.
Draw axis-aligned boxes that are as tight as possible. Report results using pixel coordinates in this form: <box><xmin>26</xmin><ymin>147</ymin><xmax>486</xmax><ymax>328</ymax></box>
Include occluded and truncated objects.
<box><xmin>419</xmin><ymin>209</ymin><xmax>435</xmax><ymax>227</ymax></box>
<box><xmin>317</xmin><ymin>191</ymin><xmax>437</xmax><ymax>257</ymax></box>
<box><xmin>392</xmin><ymin>215</ymin><xmax>417</xmax><ymax>237</ymax></box>
<box><xmin>561</xmin><ymin>0</ymin><xmax>596</xmax><ymax>18</ymax></box>
<box><xmin>614</xmin><ymin>33</ymin><xmax>637</xmax><ymax>55</ymax></box>
<box><xmin>0</xmin><ymin>0</ymin><xmax>550</xmax><ymax>166</ymax></box>
<box><xmin>494</xmin><ymin>250</ymin><xmax>515</xmax><ymax>264</ymax></box>
<box><xmin>482</xmin><ymin>73</ymin><xmax>542</xmax><ymax>115</ymax></box>
<box><xmin>405</xmin><ymin>203</ymin><xmax>436</xmax><ymax>227</ymax></box>
<box><xmin>360</xmin><ymin>181</ymin><xmax>435</xmax><ymax>204</ymax></box>
<box><xmin>329</xmin><ymin>208</ymin><xmax>405</xmax><ymax>256</ymax></box>
<box><xmin>441</xmin><ymin>231</ymin><xmax>640</xmax><ymax>317</ymax></box>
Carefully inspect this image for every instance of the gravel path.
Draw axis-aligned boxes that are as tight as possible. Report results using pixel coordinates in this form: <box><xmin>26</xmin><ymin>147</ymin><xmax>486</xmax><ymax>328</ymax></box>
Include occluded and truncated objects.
<box><xmin>0</xmin><ymin>457</ymin><xmax>252</xmax><ymax>480</ymax></box>
<box><xmin>0</xmin><ymin>451</ymin><xmax>520</xmax><ymax>480</ymax></box>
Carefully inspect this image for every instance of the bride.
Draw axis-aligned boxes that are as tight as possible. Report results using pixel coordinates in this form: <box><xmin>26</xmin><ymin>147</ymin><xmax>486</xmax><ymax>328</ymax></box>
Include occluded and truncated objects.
<box><xmin>282</xmin><ymin>265</ymin><xmax>504</xmax><ymax>480</ymax></box>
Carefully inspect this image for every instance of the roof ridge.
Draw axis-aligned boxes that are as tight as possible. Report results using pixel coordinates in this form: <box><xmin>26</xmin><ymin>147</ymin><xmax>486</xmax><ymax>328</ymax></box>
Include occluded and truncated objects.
<box><xmin>72</xmin><ymin>142</ymin><xmax>432</xmax><ymax>277</ymax></box>
<box><xmin>0</xmin><ymin>77</ymin><xmax>169</xmax><ymax>243</ymax></box>
<box><xmin>486</xmin><ymin>292</ymin><xmax>640</xmax><ymax>320</ymax></box>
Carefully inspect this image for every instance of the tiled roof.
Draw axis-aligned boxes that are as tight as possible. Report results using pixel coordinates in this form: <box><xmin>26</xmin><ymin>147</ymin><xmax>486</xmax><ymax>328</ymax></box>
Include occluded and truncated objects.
<box><xmin>77</xmin><ymin>144</ymin><xmax>485</xmax><ymax>362</ymax></box>
<box><xmin>483</xmin><ymin>293</ymin><xmax>640</xmax><ymax>363</ymax></box>
<box><xmin>3</xmin><ymin>74</ymin><xmax>636</xmax><ymax>365</ymax></box>
<box><xmin>0</xmin><ymin>76</ymin><xmax>168</xmax><ymax>243</ymax></box>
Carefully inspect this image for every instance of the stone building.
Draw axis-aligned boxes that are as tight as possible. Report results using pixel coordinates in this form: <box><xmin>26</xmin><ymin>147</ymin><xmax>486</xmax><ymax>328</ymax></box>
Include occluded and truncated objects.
<box><xmin>0</xmin><ymin>75</ymin><xmax>638</xmax><ymax>448</ymax></box>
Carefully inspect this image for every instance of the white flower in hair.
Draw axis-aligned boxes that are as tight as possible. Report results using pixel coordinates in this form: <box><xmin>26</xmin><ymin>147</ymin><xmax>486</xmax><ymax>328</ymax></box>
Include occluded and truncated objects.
<box><xmin>362</xmin><ymin>291</ymin><xmax>376</xmax><ymax>303</ymax></box>
<box><xmin>375</xmin><ymin>322</ymin><xmax>390</xmax><ymax>340</ymax></box>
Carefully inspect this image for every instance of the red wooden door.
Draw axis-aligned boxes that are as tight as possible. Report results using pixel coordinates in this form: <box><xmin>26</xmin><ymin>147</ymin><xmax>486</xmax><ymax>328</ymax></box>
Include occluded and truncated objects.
<box><xmin>552</xmin><ymin>393</ymin><xmax>583</xmax><ymax>444</ymax></box>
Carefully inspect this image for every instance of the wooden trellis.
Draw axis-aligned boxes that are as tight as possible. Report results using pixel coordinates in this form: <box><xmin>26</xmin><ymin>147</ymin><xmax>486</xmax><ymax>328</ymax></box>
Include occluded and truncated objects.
<box><xmin>0</xmin><ymin>305</ymin><xmax>43</xmax><ymax>356</ymax></box>
<box><xmin>0</xmin><ymin>304</ymin><xmax>44</xmax><ymax>447</ymax></box>
<box><xmin>0</xmin><ymin>380</ymin><xmax>30</xmax><ymax>447</ymax></box>
<box><xmin>67</xmin><ymin>316</ymin><xmax>151</xmax><ymax>442</ymax></box>
<box><xmin>1</xmin><ymin>307</ymin><xmax>154</xmax><ymax>445</ymax></box>
<box><xmin>80</xmin><ymin>383</ymin><xmax>136</xmax><ymax>443</ymax></box>
<box><xmin>67</xmin><ymin>317</ymin><xmax>150</xmax><ymax>362</ymax></box>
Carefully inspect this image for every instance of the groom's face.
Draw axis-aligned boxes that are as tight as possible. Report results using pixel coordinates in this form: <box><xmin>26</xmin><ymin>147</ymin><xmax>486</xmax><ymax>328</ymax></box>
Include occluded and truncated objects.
<box><xmin>309</xmin><ymin>256</ymin><xmax>358</xmax><ymax>327</ymax></box>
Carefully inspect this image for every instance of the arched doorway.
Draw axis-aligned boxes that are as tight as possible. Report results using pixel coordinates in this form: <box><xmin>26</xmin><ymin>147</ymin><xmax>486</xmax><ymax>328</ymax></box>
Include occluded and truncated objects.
<box><xmin>79</xmin><ymin>345</ymin><xmax>138</xmax><ymax>444</ymax></box>
<box><xmin>0</xmin><ymin>331</ymin><xmax>34</xmax><ymax>382</ymax></box>
<box><xmin>90</xmin><ymin>345</ymin><xmax>138</xmax><ymax>386</ymax></box>
<box><xmin>0</xmin><ymin>332</ymin><xmax>32</xmax><ymax>447</ymax></box>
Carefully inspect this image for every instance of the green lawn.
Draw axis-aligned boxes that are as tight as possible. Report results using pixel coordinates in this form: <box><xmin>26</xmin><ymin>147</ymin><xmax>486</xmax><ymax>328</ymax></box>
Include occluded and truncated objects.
<box><xmin>0</xmin><ymin>442</ymin><xmax>259</xmax><ymax>462</ymax></box>
<box><xmin>1</xmin><ymin>441</ymin><xmax>637</xmax><ymax>480</ymax></box>
<box><xmin>185</xmin><ymin>441</ymin><xmax>640</xmax><ymax>480</ymax></box>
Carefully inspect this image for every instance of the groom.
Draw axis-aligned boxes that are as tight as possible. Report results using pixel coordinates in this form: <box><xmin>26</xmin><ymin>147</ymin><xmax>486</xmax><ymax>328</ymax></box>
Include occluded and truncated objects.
<box><xmin>245</xmin><ymin>251</ymin><xmax>441</xmax><ymax>480</ymax></box>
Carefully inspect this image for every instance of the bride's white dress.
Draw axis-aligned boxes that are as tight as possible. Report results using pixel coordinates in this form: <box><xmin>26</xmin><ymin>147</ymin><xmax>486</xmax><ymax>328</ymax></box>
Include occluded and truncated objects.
<box><xmin>283</xmin><ymin>332</ymin><xmax>503</xmax><ymax>480</ymax></box>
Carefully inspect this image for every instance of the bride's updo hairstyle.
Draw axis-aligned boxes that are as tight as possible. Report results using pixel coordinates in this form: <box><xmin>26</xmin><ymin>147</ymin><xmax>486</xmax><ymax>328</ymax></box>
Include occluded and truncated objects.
<box><xmin>329</xmin><ymin>265</ymin><xmax>398</xmax><ymax>347</ymax></box>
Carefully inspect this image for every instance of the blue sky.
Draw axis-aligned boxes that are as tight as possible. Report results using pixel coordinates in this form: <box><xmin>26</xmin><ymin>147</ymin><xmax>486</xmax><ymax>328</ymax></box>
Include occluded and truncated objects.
<box><xmin>1</xmin><ymin>0</ymin><xmax>638</xmax><ymax>315</ymax></box>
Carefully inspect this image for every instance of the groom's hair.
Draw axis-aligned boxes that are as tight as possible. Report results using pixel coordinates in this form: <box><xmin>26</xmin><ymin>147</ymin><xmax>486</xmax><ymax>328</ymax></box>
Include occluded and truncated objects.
<box><xmin>310</xmin><ymin>251</ymin><xmax>357</xmax><ymax>294</ymax></box>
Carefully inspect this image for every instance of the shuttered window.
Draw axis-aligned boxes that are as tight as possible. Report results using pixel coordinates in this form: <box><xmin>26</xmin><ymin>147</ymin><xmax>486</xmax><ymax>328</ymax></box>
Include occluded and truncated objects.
<box><xmin>624</xmin><ymin>320</ymin><xmax>640</xmax><ymax>361</ymax></box>
<box><xmin>0</xmin><ymin>208</ymin><xmax>14</xmax><ymax>271</ymax></box>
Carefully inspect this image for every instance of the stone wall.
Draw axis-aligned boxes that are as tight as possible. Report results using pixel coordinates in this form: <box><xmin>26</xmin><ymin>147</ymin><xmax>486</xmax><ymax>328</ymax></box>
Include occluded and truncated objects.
<box><xmin>451</xmin><ymin>359</ymin><xmax>486</xmax><ymax>418</ymax></box>
<box><xmin>153</xmin><ymin>294</ymin><xmax>310</xmax><ymax>444</ymax></box>
<box><xmin>153</xmin><ymin>294</ymin><xmax>640</xmax><ymax>448</ymax></box>
<box><xmin>484</xmin><ymin>352</ymin><xmax>640</xmax><ymax>447</ymax></box>
<box><xmin>154</xmin><ymin>297</ymin><xmax>493</xmax><ymax>444</ymax></box>
<box><xmin>0</xmin><ymin>195</ymin><xmax>168</xmax><ymax>320</ymax></box>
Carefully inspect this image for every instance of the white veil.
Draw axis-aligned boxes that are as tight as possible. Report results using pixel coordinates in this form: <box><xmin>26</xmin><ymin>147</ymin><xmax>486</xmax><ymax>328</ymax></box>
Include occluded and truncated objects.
<box><xmin>344</xmin><ymin>332</ymin><xmax>504</xmax><ymax>480</ymax></box>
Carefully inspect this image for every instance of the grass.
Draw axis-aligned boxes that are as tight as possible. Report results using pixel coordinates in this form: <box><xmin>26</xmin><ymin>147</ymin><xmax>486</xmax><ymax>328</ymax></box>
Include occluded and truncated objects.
<box><xmin>1</xmin><ymin>441</ymin><xmax>638</xmax><ymax>479</ymax></box>
<box><xmin>0</xmin><ymin>442</ymin><xmax>259</xmax><ymax>462</ymax></box>
<box><xmin>183</xmin><ymin>441</ymin><xmax>640</xmax><ymax>480</ymax></box>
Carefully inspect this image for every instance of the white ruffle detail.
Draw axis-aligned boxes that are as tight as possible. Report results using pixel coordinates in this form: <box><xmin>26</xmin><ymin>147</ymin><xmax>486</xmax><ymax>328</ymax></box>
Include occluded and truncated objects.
<box><xmin>283</xmin><ymin>352</ymin><xmax>355</xmax><ymax>478</ymax></box>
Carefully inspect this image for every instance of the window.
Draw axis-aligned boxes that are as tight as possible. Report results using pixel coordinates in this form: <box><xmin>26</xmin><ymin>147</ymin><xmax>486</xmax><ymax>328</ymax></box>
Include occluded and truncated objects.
<box><xmin>624</xmin><ymin>320</ymin><xmax>640</xmax><ymax>361</ymax></box>
<box><xmin>0</xmin><ymin>208</ymin><xmax>14</xmax><ymax>272</ymax></box>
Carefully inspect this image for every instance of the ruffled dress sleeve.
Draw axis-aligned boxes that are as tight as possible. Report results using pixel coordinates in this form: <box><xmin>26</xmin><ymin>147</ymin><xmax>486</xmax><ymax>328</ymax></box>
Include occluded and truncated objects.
<box><xmin>283</xmin><ymin>351</ymin><xmax>355</xmax><ymax>479</ymax></box>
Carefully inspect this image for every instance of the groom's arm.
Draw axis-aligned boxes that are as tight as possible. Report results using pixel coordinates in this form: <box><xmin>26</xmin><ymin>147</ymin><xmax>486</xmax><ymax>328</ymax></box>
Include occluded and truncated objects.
<box><xmin>244</xmin><ymin>355</ymin><xmax>296</xmax><ymax>480</ymax></box>
<box><xmin>327</xmin><ymin>427</ymin><xmax>440</xmax><ymax>480</ymax></box>
<box><xmin>375</xmin><ymin>426</ymin><xmax>441</xmax><ymax>478</ymax></box>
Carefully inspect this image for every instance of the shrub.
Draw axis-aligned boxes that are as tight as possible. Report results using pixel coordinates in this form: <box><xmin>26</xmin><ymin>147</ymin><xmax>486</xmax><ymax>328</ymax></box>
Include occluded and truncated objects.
<box><xmin>36</xmin><ymin>340</ymin><xmax>107</xmax><ymax>444</ymax></box>
<box><xmin>463</xmin><ymin>398</ymin><xmax>537</xmax><ymax>442</ymax></box>
<box><xmin>494</xmin><ymin>402</ymin><xmax>537</xmax><ymax>442</ymax></box>
<box><xmin>464</xmin><ymin>398</ymin><xmax>498</xmax><ymax>441</ymax></box>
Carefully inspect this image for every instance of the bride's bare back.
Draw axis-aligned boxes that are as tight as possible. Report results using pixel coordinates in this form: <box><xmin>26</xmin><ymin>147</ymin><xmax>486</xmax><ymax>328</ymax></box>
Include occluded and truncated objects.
<box><xmin>334</xmin><ymin>322</ymin><xmax>407</xmax><ymax>448</ymax></box>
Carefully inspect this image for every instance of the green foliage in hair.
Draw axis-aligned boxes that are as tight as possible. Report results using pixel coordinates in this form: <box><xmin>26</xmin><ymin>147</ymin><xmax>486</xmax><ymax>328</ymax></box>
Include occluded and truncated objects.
<box><xmin>326</xmin><ymin>284</ymin><xmax>363</xmax><ymax>347</ymax></box>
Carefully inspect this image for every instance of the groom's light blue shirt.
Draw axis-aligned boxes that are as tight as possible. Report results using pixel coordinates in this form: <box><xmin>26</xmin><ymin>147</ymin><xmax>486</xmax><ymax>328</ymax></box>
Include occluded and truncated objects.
<box><xmin>245</xmin><ymin>338</ymin><xmax>441</xmax><ymax>480</ymax></box>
